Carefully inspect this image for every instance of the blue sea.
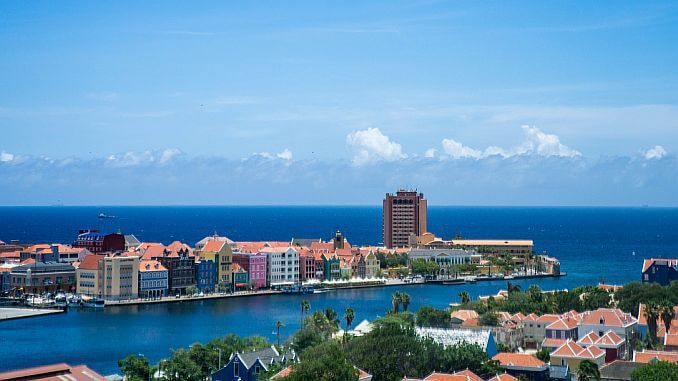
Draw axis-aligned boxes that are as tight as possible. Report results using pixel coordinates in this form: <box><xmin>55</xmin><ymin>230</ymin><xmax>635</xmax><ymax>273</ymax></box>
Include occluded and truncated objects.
<box><xmin>1</xmin><ymin>206</ymin><xmax>678</xmax><ymax>374</ymax></box>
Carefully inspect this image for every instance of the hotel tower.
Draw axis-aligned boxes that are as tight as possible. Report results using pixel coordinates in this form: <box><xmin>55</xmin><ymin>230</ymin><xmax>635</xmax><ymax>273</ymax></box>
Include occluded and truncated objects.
<box><xmin>383</xmin><ymin>189</ymin><xmax>427</xmax><ymax>248</ymax></box>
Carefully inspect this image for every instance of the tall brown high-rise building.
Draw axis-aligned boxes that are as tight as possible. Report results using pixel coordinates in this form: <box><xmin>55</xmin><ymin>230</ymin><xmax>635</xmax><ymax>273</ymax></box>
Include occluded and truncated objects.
<box><xmin>383</xmin><ymin>189</ymin><xmax>427</xmax><ymax>248</ymax></box>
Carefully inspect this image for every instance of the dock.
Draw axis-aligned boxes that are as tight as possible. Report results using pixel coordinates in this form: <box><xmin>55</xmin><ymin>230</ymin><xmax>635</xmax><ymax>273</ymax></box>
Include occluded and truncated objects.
<box><xmin>0</xmin><ymin>307</ymin><xmax>65</xmax><ymax>321</ymax></box>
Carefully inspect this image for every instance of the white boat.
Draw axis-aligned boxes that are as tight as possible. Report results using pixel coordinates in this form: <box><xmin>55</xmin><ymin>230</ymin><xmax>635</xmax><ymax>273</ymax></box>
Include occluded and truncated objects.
<box><xmin>25</xmin><ymin>296</ymin><xmax>56</xmax><ymax>308</ymax></box>
<box><xmin>54</xmin><ymin>293</ymin><xmax>68</xmax><ymax>308</ymax></box>
<box><xmin>80</xmin><ymin>295</ymin><xmax>105</xmax><ymax>308</ymax></box>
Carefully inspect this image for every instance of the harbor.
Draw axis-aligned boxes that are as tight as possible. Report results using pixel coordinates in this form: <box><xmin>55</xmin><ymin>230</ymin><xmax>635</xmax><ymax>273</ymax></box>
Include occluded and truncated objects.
<box><xmin>0</xmin><ymin>307</ymin><xmax>64</xmax><ymax>321</ymax></box>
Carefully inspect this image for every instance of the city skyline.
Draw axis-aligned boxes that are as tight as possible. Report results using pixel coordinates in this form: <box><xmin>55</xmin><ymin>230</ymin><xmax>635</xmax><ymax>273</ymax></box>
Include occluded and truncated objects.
<box><xmin>2</xmin><ymin>1</ymin><xmax>678</xmax><ymax>206</ymax></box>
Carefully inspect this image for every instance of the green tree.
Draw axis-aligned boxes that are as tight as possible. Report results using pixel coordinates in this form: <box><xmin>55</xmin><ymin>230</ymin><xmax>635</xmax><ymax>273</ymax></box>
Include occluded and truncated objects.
<box><xmin>458</xmin><ymin>291</ymin><xmax>471</xmax><ymax>304</ymax></box>
<box><xmin>644</xmin><ymin>302</ymin><xmax>660</xmax><ymax>345</ymax></box>
<box><xmin>344</xmin><ymin>307</ymin><xmax>355</xmax><ymax>332</ymax></box>
<box><xmin>577</xmin><ymin>359</ymin><xmax>601</xmax><ymax>381</ymax></box>
<box><xmin>535</xmin><ymin>348</ymin><xmax>550</xmax><ymax>362</ymax></box>
<box><xmin>630</xmin><ymin>360</ymin><xmax>678</xmax><ymax>381</ymax></box>
<box><xmin>416</xmin><ymin>306</ymin><xmax>451</xmax><ymax>328</ymax></box>
<box><xmin>324</xmin><ymin>308</ymin><xmax>340</xmax><ymax>329</ymax></box>
<box><xmin>401</xmin><ymin>293</ymin><xmax>411</xmax><ymax>312</ymax></box>
<box><xmin>118</xmin><ymin>354</ymin><xmax>150</xmax><ymax>381</ymax></box>
<box><xmin>300</xmin><ymin>300</ymin><xmax>310</xmax><ymax>327</ymax></box>
<box><xmin>276</xmin><ymin>320</ymin><xmax>285</xmax><ymax>347</ymax></box>
<box><xmin>660</xmin><ymin>300</ymin><xmax>674</xmax><ymax>335</ymax></box>
<box><xmin>479</xmin><ymin>311</ymin><xmax>499</xmax><ymax>326</ymax></box>
<box><xmin>527</xmin><ymin>284</ymin><xmax>542</xmax><ymax>303</ymax></box>
<box><xmin>286</xmin><ymin>340</ymin><xmax>359</xmax><ymax>381</ymax></box>
<box><xmin>186</xmin><ymin>286</ymin><xmax>197</xmax><ymax>296</ymax></box>
<box><xmin>392</xmin><ymin>291</ymin><xmax>402</xmax><ymax>314</ymax></box>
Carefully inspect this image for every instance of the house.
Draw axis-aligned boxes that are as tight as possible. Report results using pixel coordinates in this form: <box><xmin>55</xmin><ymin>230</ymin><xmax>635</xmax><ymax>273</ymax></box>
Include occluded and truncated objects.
<box><xmin>414</xmin><ymin>327</ymin><xmax>498</xmax><ymax>357</ymax></box>
<box><xmin>364</xmin><ymin>250</ymin><xmax>380</xmax><ymax>278</ymax></box>
<box><xmin>198</xmin><ymin>240</ymin><xmax>233</xmax><ymax>290</ymax></box>
<box><xmin>142</xmin><ymin>242</ymin><xmax>196</xmax><ymax>295</ymax></box>
<box><xmin>10</xmin><ymin>262</ymin><xmax>76</xmax><ymax>294</ymax></box>
<box><xmin>577</xmin><ymin>308</ymin><xmax>637</xmax><ymax>358</ymax></box>
<box><xmin>550</xmin><ymin>340</ymin><xmax>605</xmax><ymax>374</ymax></box>
<box><xmin>450</xmin><ymin>309</ymin><xmax>479</xmax><ymax>325</ymax></box>
<box><xmin>196</xmin><ymin>233</ymin><xmax>236</xmax><ymax>251</ymax></box>
<box><xmin>322</xmin><ymin>253</ymin><xmax>341</xmax><ymax>281</ymax></box>
<box><xmin>76</xmin><ymin>254</ymin><xmax>105</xmax><ymax>296</ymax></box>
<box><xmin>195</xmin><ymin>257</ymin><xmax>217</xmax><ymax>292</ymax></box>
<box><xmin>402</xmin><ymin>370</ymin><xmax>484</xmax><ymax>381</ymax></box>
<box><xmin>233</xmin><ymin>252</ymin><xmax>268</xmax><ymax>289</ymax></box>
<box><xmin>298</xmin><ymin>252</ymin><xmax>317</xmax><ymax>281</ymax></box>
<box><xmin>350</xmin><ymin>253</ymin><xmax>367</xmax><ymax>279</ymax></box>
<box><xmin>492</xmin><ymin>353</ymin><xmax>549</xmax><ymax>381</ymax></box>
<box><xmin>0</xmin><ymin>363</ymin><xmax>105</xmax><ymax>380</ymax></box>
<box><xmin>632</xmin><ymin>349</ymin><xmax>678</xmax><ymax>364</ymax></box>
<box><xmin>139</xmin><ymin>259</ymin><xmax>168</xmax><ymax>298</ymax></box>
<box><xmin>522</xmin><ymin>314</ymin><xmax>560</xmax><ymax>348</ymax></box>
<box><xmin>545</xmin><ymin>316</ymin><xmax>579</xmax><ymax>342</ymax></box>
<box><xmin>232</xmin><ymin>263</ymin><xmax>249</xmax><ymax>290</ymax></box>
<box><xmin>577</xmin><ymin>331</ymin><xmax>626</xmax><ymax>362</ymax></box>
<box><xmin>73</xmin><ymin>229</ymin><xmax>125</xmax><ymax>253</ymax></box>
<box><xmin>211</xmin><ymin>346</ymin><xmax>296</xmax><ymax>381</ymax></box>
<box><xmin>641</xmin><ymin>258</ymin><xmax>678</xmax><ymax>286</ymax></box>
<box><xmin>408</xmin><ymin>248</ymin><xmax>480</xmax><ymax>276</ymax></box>
<box><xmin>262</xmin><ymin>247</ymin><xmax>299</xmax><ymax>287</ymax></box>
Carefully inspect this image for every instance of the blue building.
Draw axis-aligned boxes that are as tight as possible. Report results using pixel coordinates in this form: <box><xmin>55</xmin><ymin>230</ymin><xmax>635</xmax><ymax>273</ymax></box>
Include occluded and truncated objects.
<box><xmin>642</xmin><ymin>258</ymin><xmax>678</xmax><ymax>286</ymax></box>
<box><xmin>196</xmin><ymin>258</ymin><xmax>217</xmax><ymax>292</ymax></box>
<box><xmin>211</xmin><ymin>346</ymin><xmax>296</xmax><ymax>381</ymax></box>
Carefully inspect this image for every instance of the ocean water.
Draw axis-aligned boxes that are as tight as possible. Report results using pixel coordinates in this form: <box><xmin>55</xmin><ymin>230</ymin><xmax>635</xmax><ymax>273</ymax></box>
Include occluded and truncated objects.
<box><xmin>1</xmin><ymin>206</ymin><xmax>678</xmax><ymax>374</ymax></box>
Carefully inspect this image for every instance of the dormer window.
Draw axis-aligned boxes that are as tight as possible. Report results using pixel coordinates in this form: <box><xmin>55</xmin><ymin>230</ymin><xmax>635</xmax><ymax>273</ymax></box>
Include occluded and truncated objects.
<box><xmin>600</xmin><ymin>318</ymin><xmax>605</xmax><ymax>324</ymax></box>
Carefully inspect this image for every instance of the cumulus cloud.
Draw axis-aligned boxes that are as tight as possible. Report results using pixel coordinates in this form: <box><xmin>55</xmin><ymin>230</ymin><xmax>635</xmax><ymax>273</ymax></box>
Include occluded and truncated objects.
<box><xmin>276</xmin><ymin>149</ymin><xmax>293</xmax><ymax>161</ymax></box>
<box><xmin>424</xmin><ymin>148</ymin><xmax>437</xmax><ymax>158</ymax></box>
<box><xmin>105</xmin><ymin>148</ymin><xmax>184</xmax><ymax>168</ymax></box>
<box><xmin>643</xmin><ymin>145</ymin><xmax>667</xmax><ymax>160</ymax></box>
<box><xmin>159</xmin><ymin>148</ymin><xmax>183</xmax><ymax>164</ymax></box>
<box><xmin>346</xmin><ymin>128</ymin><xmax>406</xmax><ymax>166</ymax></box>
<box><xmin>440</xmin><ymin>126</ymin><xmax>581</xmax><ymax>160</ymax></box>
<box><xmin>250</xmin><ymin>149</ymin><xmax>294</xmax><ymax>162</ymax></box>
<box><xmin>0</xmin><ymin>150</ymin><xmax>14</xmax><ymax>162</ymax></box>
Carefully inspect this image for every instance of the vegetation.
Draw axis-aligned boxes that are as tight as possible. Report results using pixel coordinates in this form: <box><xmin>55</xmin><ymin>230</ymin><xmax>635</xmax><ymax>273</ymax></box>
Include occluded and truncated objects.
<box><xmin>276</xmin><ymin>320</ymin><xmax>285</xmax><ymax>347</ymax></box>
<box><xmin>576</xmin><ymin>359</ymin><xmax>600</xmax><ymax>381</ymax></box>
<box><xmin>630</xmin><ymin>360</ymin><xmax>678</xmax><ymax>381</ymax></box>
<box><xmin>285</xmin><ymin>340</ymin><xmax>359</xmax><ymax>381</ymax></box>
<box><xmin>458</xmin><ymin>291</ymin><xmax>471</xmax><ymax>304</ymax></box>
<box><xmin>535</xmin><ymin>348</ymin><xmax>550</xmax><ymax>362</ymax></box>
<box><xmin>614</xmin><ymin>281</ymin><xmax>678</xmax><ymax>314</ymax></box>
<box><xmin>416</xmin><ymin>306</ymin><xmax>451</xmax><ymax>328</ymax></box>
<box><xmin>376</xmin><ymin>252</ymin><xmax>408</xmax><ymax>269</ymax></box>
<box><xmin>479</xmin><ymin>311</ymin><xmax>499</xmax><ymax>326</ymax></box>
<box><xmin>118</xmin><ymin>354</ymin><xmax>150</xmax><ymax>381</ymax></box>
<box><xmin>300</xmin><ymin>300</ymin><xmax>310</xmax><ymax>327</ymax></box>
<box><xmin>391</xmin><ymin>291</ymin><xmax>412</xmax><ymax>313</ymax></box>
<box><xmin>291</xmin><ymin>310</ymin><xmax>340</xmax><ymax>353</ymax></box>
<box><xmin>410</xmin><ymin>259</ymin><xmax>440</xmax><ymax>276</ymax></box>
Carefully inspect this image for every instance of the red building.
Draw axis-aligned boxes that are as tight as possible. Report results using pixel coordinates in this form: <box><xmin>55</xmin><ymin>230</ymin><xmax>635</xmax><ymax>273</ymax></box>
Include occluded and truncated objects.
<box><xmin>73</xmin><ymin>229</ymin><xmax>125</xmax><ymax>253</ymax></box>
<box><xmin>383</xmin><ymin>190</ymin><xmax>427</xmax><ymax>248</ymax></box>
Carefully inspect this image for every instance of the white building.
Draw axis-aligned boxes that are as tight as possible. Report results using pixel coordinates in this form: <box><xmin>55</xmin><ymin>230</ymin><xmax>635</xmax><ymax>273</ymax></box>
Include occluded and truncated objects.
<box><xmin>261</xmin><ymin>247</ymin><xmax>299</xmax><ymax>287</ymax></box>
<box><xmin>408</xmin><ymin>248</ymin><xmax>480</xmax><ymax>275</ymax></box>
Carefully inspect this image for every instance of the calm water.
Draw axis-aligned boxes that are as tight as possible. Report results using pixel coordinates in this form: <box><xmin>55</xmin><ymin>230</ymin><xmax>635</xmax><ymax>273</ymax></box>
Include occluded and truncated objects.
<box><xmin>1</xmin><ymin>206</ymin><xmax>678</xmax><ymax>374</ymax></box>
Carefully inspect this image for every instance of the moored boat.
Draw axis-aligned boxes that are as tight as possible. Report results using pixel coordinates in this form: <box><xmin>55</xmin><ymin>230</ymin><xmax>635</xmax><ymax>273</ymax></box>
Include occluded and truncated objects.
<box><xmin>80</xmin><ymin>295</ymin><xmax>105</xmax><ymax>308</ymax></box>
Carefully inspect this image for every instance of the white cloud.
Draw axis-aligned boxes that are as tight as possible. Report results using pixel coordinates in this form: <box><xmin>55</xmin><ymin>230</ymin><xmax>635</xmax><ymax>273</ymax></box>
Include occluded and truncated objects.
<box><xmin>441</xmin><ymin>138</ymin><xmax>482</xmax><ymax>159</ymax></box>
<box><xmin>0</xmin><ymin>150</ymin><xmax>14</xmax><ymax>162</ymax></box>
<box><xmin>424</xmin><ymin>148</ymin><xmax>437</xmax><ymax>158</ymax></box>
<box><xmin>440</xmin><ymin>126</ymin><xmax>581</xmax><ymax>160</ymax></box>
<box><xmin>643</xmin><ymin>145</ymin><xmax>667</xmax><ymax>160</ymax></box>
<box><xmin>276</xmin><ymin>149</ymin><xmax>293</xmax><ymax>161</ymax></box>
<box><xmin>106</xmin><ymin>151</ymin><xmax>155</xmax><ymax>167</ymax></box>
<box><xmin>346</xmin><ymin>128</ymin><xmax>406</xmax><ymax>166</ymax></box>
<box><xmin>159</xmin><ymin>148</ymin><xmax>183</xmax><ymax>164</ymax></box>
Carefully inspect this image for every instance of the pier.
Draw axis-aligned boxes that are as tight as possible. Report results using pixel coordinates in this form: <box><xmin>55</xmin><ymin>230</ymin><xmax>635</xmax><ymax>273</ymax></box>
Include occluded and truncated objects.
<box><xmin>0</xmin><ymin>307</ymin><xmax>65</xmax><ymax>321</ymax></box>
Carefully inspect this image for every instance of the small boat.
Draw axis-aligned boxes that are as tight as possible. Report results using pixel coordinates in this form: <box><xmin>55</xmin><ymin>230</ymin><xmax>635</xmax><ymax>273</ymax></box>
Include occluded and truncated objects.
<box><xmin>98</xmin><ymin>213</ymin><xmax>116</xmax><ymax>219</ymax></box>
<box><xmin>25</xmin><ymin>296</ymin><xmax>56</xmax><ymax>308</ymax></box>
<box><xmin>282</xmin><ymin>285</ymin><xmax>314</xmax><ymax>294</ymax></box>
<box><xmin>442</xmin><ymin>279</ymin><xmax>466</xmax><ymax>285</ymax></box>
<box><xmin>504</xmin><ymin>275</ymin><xmax>515</xmax><ymax>280</ymax></box>
<box><xmin>80</xmin><ymin>295</ymin><xmax>105</xmax><ymax>308</ymax></box>
<box><xmin>54</xmin><ymin>293</ymin><xmax>68</xmax><ymax>308</ymax></box>
<box><xmin>463</xmin><ymin>276</ymin><xmax>477</xmax><ymax>284</ymax></box>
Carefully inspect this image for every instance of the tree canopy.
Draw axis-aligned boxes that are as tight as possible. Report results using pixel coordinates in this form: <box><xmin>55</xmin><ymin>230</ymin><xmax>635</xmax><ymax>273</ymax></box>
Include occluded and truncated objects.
<box><xmin>630</xmin><ymin>360</ymin><xmax>678</xmax><ymax>381</ymax></box>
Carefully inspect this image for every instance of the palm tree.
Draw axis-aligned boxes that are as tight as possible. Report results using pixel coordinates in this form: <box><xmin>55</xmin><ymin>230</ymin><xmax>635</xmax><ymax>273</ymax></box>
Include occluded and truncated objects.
<box><xmin>401</xmin><ymin>293</ymin><xmax>411</xmax><ymax>312</ymax></box>
<box><xmin>577</xmin><ymin>359</ymin><xmax>601</xmax><ymax>381</ymax></box>
<box><xmin>392</xmin><ymin>291</ymin><xmax>402</xmax><ymax>314</ymax></box>
<box><xmin>275</xmin><ymin>320</ymin><xmax>284</xmax><ymax>347</ymax></box>
<box><xmin>300</xmin><ymin>300</ymin><xmax>310</xmax><ymax>327</ymax></box>
<box><xmin>458</xmin><ymin>291</ymin><xmax>471</xmax><ymax>304</ymax></box>
<box><xmin>324</xmin><ymin>308</ymin><xmax>339</xmax><ymax>328</ymax></box>
<box><xmin>660</xmin><ymin>301</ymin><xmax>674</xmax><ymax>336</ymax></box>
<box><xmin>644</xmin><ymin>302</ymin><xmax>660</xmax><ymax>344</ymax></box>
<box><xmin>344</xmin><ymin>307</ymin><xmax>355</xmax><ymax>331</ymax></box>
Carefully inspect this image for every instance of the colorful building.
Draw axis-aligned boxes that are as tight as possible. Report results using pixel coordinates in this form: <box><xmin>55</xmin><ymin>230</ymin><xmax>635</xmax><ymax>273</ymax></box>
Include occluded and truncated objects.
<box><xmin>233</xmin><ymin>252</ymin><xmax>267</xmax><ymax>289</ymax></box>
<box><xmin>198</xmin><ymin>240</ymin><xmax>233</xmax><ymax>290</ymax></box>
<box><xmin>10</xmin><ymin>262</ymin><xmax>76</xmax><ymax>294</ymax></box>
<box><xmin>195</xmin><ymin>258</ymin><xmax>217</xmax><ymax>292</ymax></box>
<box><xmin>642</xmin><ymin>258</ymin><xmax>678</xmax><ymax>286</ymax></box>
<box><xmin>232</xmin><ymin>263</ymin><xmax>249</xmax><ymax>290</ymax></box>
<box><xmin>262</xmin><ymin>247</ymin><xmax>299</xmax><ymax>287</ymax></box>
<box><xmin>76</xmin><ymin>254</ymin><xmax>105</xmax><ymax>297</ymax></box>
<box><xmin>139</xmin><ymin>259</ymin><xmax>168</xmax><ymax>298</ymax></box>
<box><xmin>100</xmin><ymin>255</ymin><xmax>139</xmax><ymax>301</ymax></box>
<box><xmin>73</xmin><ymin>229</ymin><xmax>125</xmax><ymax>253</ymax></box>
<box><xmin>322</xmin><ymin>253</ymin><xmax>341</xmax><ymax>281</ymax></box>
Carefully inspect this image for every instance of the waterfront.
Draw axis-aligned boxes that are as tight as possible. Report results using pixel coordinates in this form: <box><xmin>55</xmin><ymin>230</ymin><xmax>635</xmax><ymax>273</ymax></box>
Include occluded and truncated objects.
<box><xmin>3</xmin><ymin>277</ymin><xmax>576</xmax><ymax>375</ymax></box>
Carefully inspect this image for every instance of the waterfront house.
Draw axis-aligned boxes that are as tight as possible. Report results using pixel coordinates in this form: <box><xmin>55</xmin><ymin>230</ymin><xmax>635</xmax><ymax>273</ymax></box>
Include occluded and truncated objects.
<box><xmin>197</xmin><ymin>239</ymin><xmax>233</xmax><ymax>290</ymax></box>
<box><xmin>415</xmin><ymin>327</ymin><xmax>498</xmax><ymax>357</ymax></box>
<box><xmin>20</xmin><ymin>244</ymin><xmax>91</xmax><ymax>264</ymax></box>
<box><xmin>0</xmin><ymin>363</ymin><xmax>106</xmax><ymax>381</ymax></box>
<box><xmin>350</xmin><ymin>253</ymin><xmax>367</xmax><ymax>279</ymax></box>
<box><xmin>262</xmin><ymin>247</ymin><xmax>299</xmax><ymax>287</ymax></box>
<box><xmin>299</xmin><ymin>251</ymin><xmax>317</xmax><ymax>281</ymax></box>
<box><xmin>142</xmin><ymin>242</ymin><xmax>196</xmax><ymax>295</ymax></box>
<box><xmin>408</xmin><ymin>248</ymin><xmax>480</xmax><ymax>277</ymax></box>
<box><xmin>139</xmin><ymin>259</ymin><xmax>168</xmax><ymax>298</ymax></box>
<box><xmin>492</xmin><ymin>353</ymin><xmax>549</xmax><ymax>381</ymax></box>
<box><xmin>550</xmin><ymin>340</ymin><xmax>605</xmax><ymax>375</ymax></box>
<box><xmin>577</xmin><ymin>331</ymin><xmax>626</xmax><ymax>362</ymax></box>
<box><xmin>100</xmin><ymin>255</ymin><xmax>139</xmax><ymax>301</ymax></box>
<box><xmin>76</xmin><ymin>254</ymin><xmax>105</xmax><ymax>297</ymax></box>
<box><xmin>233</xmin><ymin>252</ymin><xmax>268</xmax><ymax>289</ymax></box>
<box><xmin>0</xmin><ymin>264</ymin><xmax>16</xmax><ymax>293</ymax></box>
<box><xmin>211</xmin><ymin>346</ymin><xmax>296</xmax><ymax>381</ymax></box>
<box><xmin>322</xmin><ymin>253</ymin><xmax>341</xmax><ymax>281</ymax></box>
<box><xmin>196</xmin><ymin>233</ymin><xmax>236</xmax><ymax>251</ymax></box>
<box><xmin>195</xmin><ymin>257</ymin><xmax>217</xmax><ymax>292</ymax></box>
<box><xmin>73</xmin><ymin>229</ymin><xmax>125</xmax><ymax>253</ymax></box>
<box><xmin>10</xmin><ymin>262</ymin><xmax>76</xmax><ymax>294</ymax></box>
<box><xmin>364</xmin><ymin>250</ymin><xmax>380</xmax><ymax>278</ymax></box>
<box><xmin>340</xmin><ymin>258</ymin><xmax>352</xmax><ymax>279</ymax></box>
<box><xmin>641</xmin><ymin>258</ymin><xmax>678</xmax><ymax>286</ymax></box>
<box><xmin>232</xmin><ymin>263</ymin><xmax>249</xmax><ymax>290</ymax></box>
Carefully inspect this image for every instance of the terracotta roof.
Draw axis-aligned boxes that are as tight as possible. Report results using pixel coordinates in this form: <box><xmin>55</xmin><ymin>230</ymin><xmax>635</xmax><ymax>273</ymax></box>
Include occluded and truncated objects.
<box><xmin>492</xmin><ymin>353</ymin><xmax>546</xmax><ymax>368</ymax></box>
<box><xmin>578</xmin><ymin>331</ymin><xmax>601</xmax><ymax>345</ymax></box>
<box><xmin>597</xmin><ymin>331</ymin><xmax>624</xmax><ymax>346</ymax></box>
<box><xmin>487</xmin><ymin>374</ymin><xmax>519</xmax><ymax>381</ymax></box>
<box><xmin>141</xmin><ymin>244</ymin><xmax>167</xmax><ymax>260</ymax></box>
<box><xmin>0</xmin><ymin>251</ymin><xmax>21</xmax><ymax>259</ymax></box>
<box><xmin>523</xmin><ymin>313</ymin><xmax>539</xmax><ymax>321</ymax></box>
<box><xmin>547</xmin><ymin>317</ymin><xmax>578</xmax><ymax>330</ymax></box>
<box><xmin>139</xmin><ymin>260</ymin><xmax>167</xmax><ymax>272</ymax></box>
<box><xmin>450</xmin><ymin>309</ymin><xmax>479</xmax><ymax>322</ymax></box>
<box><xmin>541</xmin><ymin>338</ymin><xmax>566</xmax><ymax>348</ymax></box>
<box><xmin>642</xmin><ymin>258</ymin><xmax>678</xmax><ymax>273</ymax></box>
<box><xmin>202</xmin><ymin>240</ymin><xmax>226</xmax><ymax>252</ymax></box>
<box><xmin>579</xmin><ymin>308</ymin><xmax>637</xmax><ymax>327</ymax></box>
<box><xmin>421</xmin><ymin>370</ymin><xmax>483</xmax><ymax>381</ymax></box>
<box><xmin>19</xmin><ymin>258</ymin><xmax>36</xmax><ymax>265</ymax></box>
<box><xmin>536</xmin><ymin>314</ymin><xmax>561</xmax><ymax>323</ymax></box>
<box><xmin>633</xmin><ymin>350</ymin><xmax>678</xmax><ymax>364</ymax></box>
<box><xmin>551</xmin><ymin>340</ymin><xmax>605</xmax><ymax>359</ymax></box>
<box><xmin>0</xmin><ymin>362</ymin><xmax>105</xmax><ymax>380</ymax></box>
<box><xmin>78</xmin><ymin>255</ymin><xmax>105</xmax><ymax>270</ymax></box>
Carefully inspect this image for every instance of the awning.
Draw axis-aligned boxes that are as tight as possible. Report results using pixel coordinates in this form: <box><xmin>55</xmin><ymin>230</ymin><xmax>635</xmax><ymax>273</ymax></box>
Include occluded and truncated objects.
<box><xmin>235</xmin><ymin>283</ymin><xmax>247</xmax><ymax>287</ymax></box>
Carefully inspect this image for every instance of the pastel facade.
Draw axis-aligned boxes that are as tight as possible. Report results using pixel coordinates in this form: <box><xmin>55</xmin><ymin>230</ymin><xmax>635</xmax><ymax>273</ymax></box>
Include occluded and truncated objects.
<box><xmin>641</xmin><ymin>258</ymin><xmax>678</xmax><ymax>286</ymax></box>
<box><xmin>139</xmin><ymin>260</ymin><xmax>168</xmax><ymax>298</ymax></box>
<box><xmin>233</xmin><ymin>252</ymin><xmax>268</xmax><ymax>289</ymax></box>
<box><xmin>364</xmin><ymin>251</ymin><xmax>380</xmax><ymax>278</ymax></box>
<box><xmin>76</xmin><ymin>254</ymin><xmax>105</xmax><ymax>296</ymax></box>
<box><xmin>550</xmin><ymin>340</ymin><xmax>605</xmax><ymax>375</ymax></box>
<box><xmin>10</xmin><ymin>262</ymin><xmax>76</xmax><ymax>294</ymax></box>
<box><xmin>100</xmin><ymin>255</ymin><xmax>139</xmax><ymax>301</ymax></box>
<box><xmin>408</xmin><ymin>249</ymin><xmax>480</xmax><ymax>276</ymax></box>
<box><xmin>195</xmin><ymin>258</ymin><xmax>217</xmax><ymax>292</ymax></box>
<box><xmin>199</xmin><ymin>240</ymin><xmax>233</xmax><ymax>288</ymax></box>
<box><xmin>262</xmin><ymin>247</ymin><xmax>299</xmax><ymax>287</ymax></box>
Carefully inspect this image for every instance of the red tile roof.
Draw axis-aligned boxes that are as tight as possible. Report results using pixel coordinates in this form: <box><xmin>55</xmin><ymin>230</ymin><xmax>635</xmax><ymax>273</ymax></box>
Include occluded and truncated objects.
<box><xmin>78</xmin><ymin>255</ymin><xmax>105</xmax><ymax>270</ymax></box>
<box><xmin>487</xmin><ymin>374</ymin><xmax>519</xmax><ymax>381</ymax></box>
<box><xmin>541</xmin><ymin>338</ymin><xmax>566</xmax><ymax>348</ymax></box>
<box><xmin>202</xmin><ymin>240</ymin><xmax>226</xmax><ymax>252</ymax></box>
<box><xmin>421</xmin><ymin>370</ymin><xmax>483</xmax><ymax>381</ymax></box>
<box><xmin>547</xmin><ymin>317</ymin><xmax>578</xmax><ymax>330</ymax></box>
<box><xmin>551</xmin><ymin>340</ymin><xmax>605</xmax><ymax>359</ymax></box>
<box><xmin>665</xmin><ymin>333</ymin><xmax>678</xmax><ymax>347</ymax></box>
<box><xmin>642</xmin><ymin>258</ymin><xmax>678</xmax><ymax>273</ymax></box>
<box><xmin>139</xmin><ymin>260</ymin><xmax>167</xmax><ymax>272</ymax></box>
<box><xmin>579</xmin><ymin>308</ymin><xmax>636</xmax><ymax>327</ymax></box>
<box><xmin>0</xmin><ymin>363</ymin><xmax>105</xmax><ymax>380</ymax></box>
<box><xmin>633</xmin><ymin>350</ymin><xmax>678</xmax><ymax>364</ymax></box>
<box><xmin>492</xmin><ymin>353</ymin><xmax>546</xmax><ymax>368</ymax></box>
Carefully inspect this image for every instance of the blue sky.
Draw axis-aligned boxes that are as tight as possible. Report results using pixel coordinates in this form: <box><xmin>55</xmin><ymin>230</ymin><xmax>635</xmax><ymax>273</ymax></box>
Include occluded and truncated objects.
<box><xmin>1</xmin><ymin>1</ymin><xmax>678</xmax><ymax>205</ymax></box>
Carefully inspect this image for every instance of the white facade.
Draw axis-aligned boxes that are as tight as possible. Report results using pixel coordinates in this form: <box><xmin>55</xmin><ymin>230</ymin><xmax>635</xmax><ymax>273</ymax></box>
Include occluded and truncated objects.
<box><xmin>263</xmin><ymin>247</ymin><xmax>299</xmax><ymax>286</ymax></box>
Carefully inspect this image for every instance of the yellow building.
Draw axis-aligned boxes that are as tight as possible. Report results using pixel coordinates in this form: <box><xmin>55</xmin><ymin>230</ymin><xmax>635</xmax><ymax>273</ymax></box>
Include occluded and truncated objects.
<box><xmin>550</xmin><ymin>340</ymin><xmax>605</xmax><ymax>374</ymax></box>
<box><xmin>101</xmin><ymin>255</ymin><xmax>139</xmax><ymax>301</ymax></box>
<box><xmin>365</xmin><ymin>251</ymin><xmax>381</xmax><ymax>278</ymax></box>
<box><xmin>198</xmin><ymin>240</ymin><xmax>233</xmax><ymax>287</ymax></box>
<box><xmin>76</xmin><ymin>254</ymin><xmax>105</xmax><ymax>297</ymax></box>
